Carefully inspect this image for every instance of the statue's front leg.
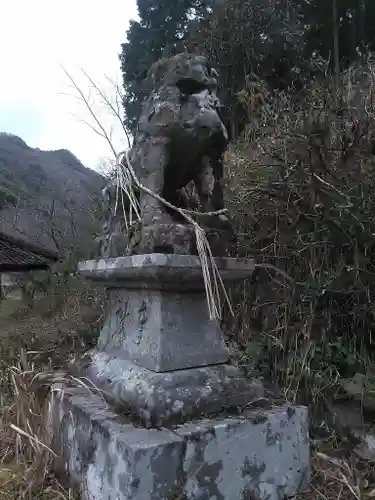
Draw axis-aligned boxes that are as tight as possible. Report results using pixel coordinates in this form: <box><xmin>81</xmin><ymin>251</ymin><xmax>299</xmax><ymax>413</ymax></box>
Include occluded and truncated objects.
<box><xmin>195</xmin><ymin>156</ymin><xmax>216</xmax><ymax>213</ymax></box>
<box><xmin>131</xmin><ymin>138</ymin><xmax>173</xmax><ymax>227</ymax></box>
<box><xmin>127</xmin><ymin>138</ymin><xmax>198</xmax><ymax>255</ymax></box>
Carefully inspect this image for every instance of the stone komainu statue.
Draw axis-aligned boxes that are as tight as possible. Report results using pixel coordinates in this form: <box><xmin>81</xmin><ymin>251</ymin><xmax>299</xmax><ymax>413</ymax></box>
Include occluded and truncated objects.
<box><xmin>99</xmin><ymin>53</ymin><xmax>235</xmax><ymax>257</ymax></box>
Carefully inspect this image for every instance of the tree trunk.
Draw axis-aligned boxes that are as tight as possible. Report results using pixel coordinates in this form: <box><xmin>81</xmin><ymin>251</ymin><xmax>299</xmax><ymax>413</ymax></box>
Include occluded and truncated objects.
<box><xmin>332</xmin><ymin>0</ymin><xmax>340</xmax><ymax>87</ymax></box>
<box><xmin>357</xmin><ymin>0</ymin><xmax>366</xmax><ymax>54</ymax></box>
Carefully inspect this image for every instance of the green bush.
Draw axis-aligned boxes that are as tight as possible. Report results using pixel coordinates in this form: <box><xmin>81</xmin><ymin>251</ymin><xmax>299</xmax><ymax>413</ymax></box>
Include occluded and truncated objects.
<box><xmin>224</xmin><ymin>60</ymin><xmax>375</xmax><ymax>409</ymax></box>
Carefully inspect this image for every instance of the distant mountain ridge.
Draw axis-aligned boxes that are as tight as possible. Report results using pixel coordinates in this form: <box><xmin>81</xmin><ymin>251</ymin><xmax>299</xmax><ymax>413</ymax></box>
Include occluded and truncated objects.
<box><xmin>0</xmin><ymin>133</ymin><xmax>105</xmax><ymax>255</ymax></box>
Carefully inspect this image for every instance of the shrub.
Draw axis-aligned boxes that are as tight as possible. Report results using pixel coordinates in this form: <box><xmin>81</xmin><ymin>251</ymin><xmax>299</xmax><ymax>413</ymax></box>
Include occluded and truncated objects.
<box><xmin>225</xmin><ymin>59</ymin><xmax>375</xmax><ymax>411</ymax></box>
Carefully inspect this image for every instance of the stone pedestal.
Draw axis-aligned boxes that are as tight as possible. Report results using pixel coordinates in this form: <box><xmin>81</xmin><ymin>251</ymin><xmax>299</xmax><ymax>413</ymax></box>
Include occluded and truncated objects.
<box><xmin>50</xmin><ymin>254</ymin><xmax>311</xmax><ymax>499</ymax></box>
<box><xmin>50</xmin><ymin>387</ymin><xmax>310</xmax><ymax>500</ymax></box>
<box><xmin>96</xmin><ymin>286</ymin><xmax>229</xmax><ymax>371</ymax></box>
<box><xmin>77</xmin><ymin>254</ymin><xmax>262</xmax><ymax>427</ymax></box>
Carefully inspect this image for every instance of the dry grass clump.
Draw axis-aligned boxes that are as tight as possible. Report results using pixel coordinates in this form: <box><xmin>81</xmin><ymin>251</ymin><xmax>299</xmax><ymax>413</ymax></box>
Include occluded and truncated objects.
<box><xmin>0</xmin><ymin>351</ymin><xmax>78</xmax><ymax>499</ymax></box>
<box><xmin>225</xmin><ymin>59</ymin><xmax>375</xmax><ymax>411</ymax></box>
<box><xmin>299</xmin><ymin>446</ymin><xmax>375</xmax><ymax>499</ymax></box>
<box><xmin>0</xmin><ymin>274</ymin><xmax>103</xmax><ymax>499</ymax></box>
<box><xmin>0</xmin><ymin>274</ymin><xmax>104</xmax><ymax>369</ymax></box>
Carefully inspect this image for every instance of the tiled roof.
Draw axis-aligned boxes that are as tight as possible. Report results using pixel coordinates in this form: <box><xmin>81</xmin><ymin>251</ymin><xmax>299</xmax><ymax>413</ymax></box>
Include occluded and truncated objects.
<box><xmin>0</xmin><ymin>231</ymin><xmax>59</xmax><ymax>272</ymax></box>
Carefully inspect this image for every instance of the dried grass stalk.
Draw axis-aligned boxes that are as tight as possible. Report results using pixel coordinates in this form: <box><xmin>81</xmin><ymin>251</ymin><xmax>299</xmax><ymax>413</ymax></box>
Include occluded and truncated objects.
<box><xmin>0</xmin><ymin>350</ymin><xmax>78</xmax><ymax>499</ymax></box>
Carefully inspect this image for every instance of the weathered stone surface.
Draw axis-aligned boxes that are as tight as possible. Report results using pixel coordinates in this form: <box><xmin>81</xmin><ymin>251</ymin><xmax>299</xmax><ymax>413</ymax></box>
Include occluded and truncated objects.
<box><xmin>328</xmin><ymin>402</ymin><xmax>375</xmax><ymax>462</ymax></box>
<box><xmin>95</xmin><ymin>287</ymin><xmax>228</xmax><ymax>372</ymax></box>
<box><xmin>60</xmin><ymin>50</ymin><xmax>311</xmax><ymax>500</ymax></box>
<box><xmin>50</xmin><ymin>386</ymin><xmax>310</xmax><ymax>500</ymax></box>
<box><xmin>77</xmin><ymin>254</ymin><xmax>259</xmax><ymax>425</ymax></box>
<box><xmin>78</xmin><ymin>254</ymin><xmax>254</xmax><ymax>374</ymax></box>
<box><xmin>177</xmin><ymin>406</ymin><xmax>310</xmax><ymax>500</ymax></box>
<box><xmin>131</xmin><ymin>223</ymin><xmax>237</xmax><ymax>258</ymax></box>
<box><xmin>78</xmin><ymin>253</ymin><xmax>255</xmax><ymax>291</ymax></box>
<box><xmin>50</xmin><ymin>386</ymin><xmax>184</xmax><ymax>500</ymax></box>
<box><xmin>86</xmin><ymin>353</ymin><xmax>264</xmax><ymax>427</ymax></box>
<box><xmin>98</xmin><ymin>53</ymin><xmax>233</xmax><ymax>258</ymax></box>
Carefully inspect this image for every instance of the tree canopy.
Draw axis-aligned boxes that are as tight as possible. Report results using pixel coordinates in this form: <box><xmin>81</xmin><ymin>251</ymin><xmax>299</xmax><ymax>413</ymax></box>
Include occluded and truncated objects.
<box><xmin>120</xmin><ymin>0</ymin><xmax>375</xmax><ymax>135</ymax></box>
<box><xmin>120</xmin><ymin>0</ymin><xmax>213</xmax><ymax>132</ymax></box>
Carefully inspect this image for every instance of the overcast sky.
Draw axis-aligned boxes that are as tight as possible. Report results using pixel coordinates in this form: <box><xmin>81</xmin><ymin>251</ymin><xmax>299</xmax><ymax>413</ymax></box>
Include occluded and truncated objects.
<box><xmin>0</xmin><ymin>0</ymin><xmax>138</xmax><ymax>170</ymax></box>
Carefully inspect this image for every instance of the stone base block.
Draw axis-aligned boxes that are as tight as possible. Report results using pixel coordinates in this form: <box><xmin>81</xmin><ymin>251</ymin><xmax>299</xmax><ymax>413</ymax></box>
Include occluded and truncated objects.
<box><xmin>132</xmin><ymin>223</ymin><xmax>236</xmax><ymax>258</ymax></box>
<box><xmin>99</xmin><ymin>222</ymin><xmax>236</xmax><ymax>258</ymax></box>
<box><xmin>86</xmin><ymin>353</ymin><xmax>264</xmax><ymax>427</ymax></box>
<box><xmin>50</xmin><ymin>386</ymin><xmax>310</xmax><ymax>500</ymax></box>
<box><xmin>97</xmin><ymin>287</ymin><xmax>229</xmax><ymax>372</ymax></box>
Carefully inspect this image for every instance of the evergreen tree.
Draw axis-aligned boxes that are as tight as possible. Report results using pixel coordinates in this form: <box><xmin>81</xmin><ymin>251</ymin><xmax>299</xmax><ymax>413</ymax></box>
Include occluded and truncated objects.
<box><xmin>296</xmin><ymin>0</ymin><xmax>375</xmax><ymax>65</ymax></box>
<box><xmin>192</xmin><ymin>0</ymin><xmax>307</xmax><ymax>137</ymax></box>
<box><xmin>120</xmin><ymin>0</ymin><xmax>375</xmax><ymax>136</ymax></box>
<box><xmin>120</xmin><ymin>0</ymin><xmax>212</xmax><ymax>133</ymax></box>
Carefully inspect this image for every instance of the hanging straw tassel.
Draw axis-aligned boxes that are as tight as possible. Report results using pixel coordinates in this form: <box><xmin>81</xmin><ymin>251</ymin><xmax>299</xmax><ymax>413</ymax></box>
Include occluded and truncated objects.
<box><xmin>113</xmin><ymin>156</ymin><xmax>141</xmax><ymax>229</ymax></box>
<box><xmin>112</xmin><ymin>151</ymin><xmax>233</xmax><ymax>321</ymax></box>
